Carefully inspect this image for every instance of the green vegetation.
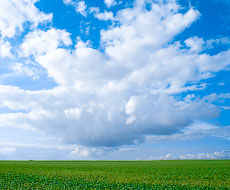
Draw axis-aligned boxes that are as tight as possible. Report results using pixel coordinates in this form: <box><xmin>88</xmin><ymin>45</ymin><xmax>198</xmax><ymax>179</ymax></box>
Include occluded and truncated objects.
<box><xmin>0</xmin><ymin>160</ymin><xmax>229</xmax><ymax>189</ymax></box>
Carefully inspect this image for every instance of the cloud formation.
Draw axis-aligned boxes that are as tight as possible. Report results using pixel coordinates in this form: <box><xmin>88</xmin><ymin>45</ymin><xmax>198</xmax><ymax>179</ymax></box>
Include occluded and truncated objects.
<box><xmin>104</xmin><ymin>0</ymin><xmax>117</xmax><ymax>8</ymax></box>
<box><xmin>0</xmin><ymin>40</ymin><xmax>12</xmax><ymax>58</ymax></box>
<box><xmin>63</xmin><ymin>0</ymin><xmax>88</xmax><ymax>17</ymax></box>
<box><xmin>0</xmin><ymin>0</ymin><xmax>230</xmax><ymax>149</ymax></box>
<box><xmin>0</xmin><ymin>0</ymin><xmax>52</xmax><ymax>39</ymax></box>
<box><xmin>151</xmin><ymin>150</ymin><xmax>230</xmax><ymax>160</ymax></box>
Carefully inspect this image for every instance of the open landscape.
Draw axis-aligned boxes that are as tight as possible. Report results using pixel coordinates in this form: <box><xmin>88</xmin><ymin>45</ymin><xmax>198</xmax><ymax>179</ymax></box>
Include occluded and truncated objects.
<box><xmin>0</xmin><ymin>0</ymin><xmax>230</xmax><ymax>189</ymax></box>
<box><xmin>0</xmin><ymin>160</ymin><xmax>229</xmax><ymax>189</ymax></box>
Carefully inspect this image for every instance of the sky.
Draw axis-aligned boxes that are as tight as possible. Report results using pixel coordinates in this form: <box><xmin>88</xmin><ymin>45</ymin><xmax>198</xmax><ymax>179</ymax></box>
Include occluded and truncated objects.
<box><xmin>0</xmin><ymin>0</ymin><xmax>229</xmax><ymax>160</ymax></box>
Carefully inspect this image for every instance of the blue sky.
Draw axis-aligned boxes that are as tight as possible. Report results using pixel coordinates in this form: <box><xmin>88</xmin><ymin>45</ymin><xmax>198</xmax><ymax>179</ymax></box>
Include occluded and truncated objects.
<box><xmin>0</xmin><ymin>0</ymin><xmax>229</xmax><ymax>160</ymax></box>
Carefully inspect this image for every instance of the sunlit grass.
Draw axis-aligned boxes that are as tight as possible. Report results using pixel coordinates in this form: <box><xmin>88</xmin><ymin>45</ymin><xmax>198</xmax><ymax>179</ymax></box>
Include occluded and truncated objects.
<box><xmin>0</xmin><ymin>160</ymin><xmax>229</xmax><ymax>189</ymax></box>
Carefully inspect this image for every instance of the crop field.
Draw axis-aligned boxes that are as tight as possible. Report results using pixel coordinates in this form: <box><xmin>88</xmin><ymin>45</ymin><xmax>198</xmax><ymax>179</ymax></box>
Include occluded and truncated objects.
<box><xmin>0</xmin><ymin>160</ymin><xmax>229</xmax><ymax>189</ymax></box>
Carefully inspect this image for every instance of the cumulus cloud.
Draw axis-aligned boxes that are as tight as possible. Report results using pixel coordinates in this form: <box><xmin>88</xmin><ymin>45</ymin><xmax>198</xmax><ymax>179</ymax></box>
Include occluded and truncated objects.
<box><xmin>63</xmin><ymin>0</ymin><xmax>87</xmax><ymax>17</ymax></box>
<box><xmin>0</xmin><ymin>84</ymin><xmax>221</xmax><ymax>147</ymax></box>
<box><xmin>76</xmin><ymin>1</ymin><xmax>87</xmax><ymax>17</ymax></box>
<box><xmin>184</xmin><ymin>36</ymin><xmax>230</xmax><ymax>52</ymax></box>
<box><xmin>90</xmin><ymin>8</ymin><xmax>114</xmax><ymax>21</ymax></box>
<box><xmin>64</xmin><ymin>108</ymin><xmax>82</xmax><ymax>119</ymax></box>
<box><xmin>0</xmin><ymin>0</ymin><xmax>230</xmax><ymax>149</ymax></box>
<box><xmin>104</xmin><ymin>0</ymin><xmax>117</xmax><ymax>8</ymax></box>
<box><xmin>185</xmin><ymin>37</ymin><xmax>205</xmax><ymax>53</ymax></box>
<box><xmin>63</xmin><ymin>0</ymin><xmax>74</xmax><ymax>6</ymax></box>
<box><xmin>179</xmin><ymin>150</ymin><xmax>230</xmax><ymax>160</ymax></box>
<box><xmin>150</xmin><ymin>150</ymin><xmax>230</xmax><ymax>160</ymax></box>
<box><xmin>71</xmin><ymin>147</ymin><xmax>90</xmax><ymax>157</ymax></box>
<box><xmin>0</xmin><ymin>0</ymin><xmax>52</xmax><ymax>38</ymax></box>
<box><xmin>20</xmin><ymin>28</ymin><xmax>72</xmax><ymax>57</ymax></box>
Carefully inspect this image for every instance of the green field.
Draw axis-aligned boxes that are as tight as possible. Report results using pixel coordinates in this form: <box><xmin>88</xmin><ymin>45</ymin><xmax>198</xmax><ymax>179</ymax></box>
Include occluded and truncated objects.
<box><xmin>0</xmin><ymin>160</ymin><xmax>229</xmax><ymax>189</ymax></box>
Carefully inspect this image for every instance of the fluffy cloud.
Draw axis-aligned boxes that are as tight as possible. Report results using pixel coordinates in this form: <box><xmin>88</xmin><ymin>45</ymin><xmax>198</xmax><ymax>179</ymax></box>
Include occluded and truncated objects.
<box><xmin>184</xmin><ymin>37</ymin><xmax>230</xmax><ymax>52</ymax></box>
<box><xmin>64</xmin><ymin>108</ymin><xmax>82</xmax><ymax>119</ymax></box>
<box><xmin>185</xmin><ymin>37</ymin><xmax>205</xmax><ymax>53</ymax></box>
<box><xmin>71</xmin><ymin>147</ymin><xmax>90</xmax><ymax>157</ymax></box>
<box><xmin>0</xmin><ymin>84</ymin><xmax>221</xmax><ymax>147</ymax></box>
<box><xmin>63</xmin><ymin>0</ymin><xmax>74</xmax><ymax>6</ymax></box>
<box><xmin>20</xmin><ymin>28</ymin><xmax>72</xmax><ymax>57</ymax></box>
<box><xmin>0</xmin><ymin>0</ymin><xmax>230</xmax><ymax>148</ymax></box>
<box><xmin>179</xmin><ymin>150</ymin><xmax>230</xmax><ymax>160</ymax></box>
<box><xmin>91</xmin><ymin>9</ymin><xmax>114</xmax><ymax>21</ymax></box>
<box><xmin>150</xmin><ymin>150</ymin><xmax>230</xmax><ymax>160</ymax></box>
<box><xmin>63</xmin><ymin>0</ymin><xmax>87</xmax><ymax>17</ymax></box>
<box><xmin>0</xmin><ymin>40</ymin><xmax>12</xmax><ymax>58</ymax></box>
<box><xmin>104</xmin><ymin>0</ymin><xmax>117</xmax><ymax>8</ymax></box>
<box><xmin>76</xmin><ymin>1</ymin><xmax>87</xmax><ymax>17</ymax></box>
<box><xmin>0</xmin><ymin>0</ymin><xmax>52</xmax><ymax>38</ymax></box>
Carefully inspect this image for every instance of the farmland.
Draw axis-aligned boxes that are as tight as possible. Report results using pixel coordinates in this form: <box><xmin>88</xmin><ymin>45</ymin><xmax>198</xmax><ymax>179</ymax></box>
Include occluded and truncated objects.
<box><xmin>0</xmin><ymin>160</ymin><xmax>229</xmax><ymax>189</ymax></box>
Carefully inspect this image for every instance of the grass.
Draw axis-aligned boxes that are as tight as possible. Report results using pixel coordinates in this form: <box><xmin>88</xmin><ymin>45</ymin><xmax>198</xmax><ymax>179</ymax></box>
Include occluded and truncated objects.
<box><xmin>0</xmin><ymin>160</ymin><xmax>229</xmax><ymax>189</ymax></box>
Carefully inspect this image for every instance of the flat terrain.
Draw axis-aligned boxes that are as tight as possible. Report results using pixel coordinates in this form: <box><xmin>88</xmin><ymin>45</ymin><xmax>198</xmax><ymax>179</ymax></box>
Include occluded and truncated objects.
<box><xmin>0</xmin><ymin>160</ymin><xmax>229</xmax><ymax>189</ymax></box>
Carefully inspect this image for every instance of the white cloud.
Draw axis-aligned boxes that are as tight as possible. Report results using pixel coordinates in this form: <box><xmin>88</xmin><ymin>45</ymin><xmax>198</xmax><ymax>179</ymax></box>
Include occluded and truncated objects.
<box><xmin>206</xmin><ymin>37</ymin><xmax>230</xmax><ymax>48</ymax></box>
<box><xmin>76</xmin><ymin>1</ymin><xmax>87</xmax><ymax>17</ymax></box>
<box><xmin>185</xmin><ymin>36</ymin><xmax>230</xmax><ymax>52</ymax></box>
<box><xmin>63</xmin><ymin>0</ymin><xmax>74</xmax><ymax>6</ymax></box>
<box><xmin>101</xmin><ymin>2</ymin><xmax>200</xmax><ymax>71</ymax></box>
<box><xmin>70</xmin><ymin>146</ymin><xmax>113</xmax><ymax>158</ymax></box>
<box><xmin>19</xmin><ymin>29</ymin><xmax>74</xmax><ymax>84</ymax></box>
<box><xmin>125</xmin><ymin>96</ymin><xmax>138</xmax><ymax>124</ymax></box>
<box><xmin>185</xmin><ymin>37</ymin><xmax>205</xmax><ymax>52</ymax></box>
<box><xmin>63</xmin><ymin>0</ymin><xmax>88</xmax><ymax>17</ymax></box>
<box><xmin>0</xmin><ymin>0</ymin><xmax>230</xmax><ymax>148</ymax></box>
<box><xmin>182</xmin><ymin>122</ymin><xmax>219</xmax><ymax>135</ymax></box>
<box><xmin>118</xmin><ymin>147</ymin><xmax>142</xmax><ymax>152</ymax></box>
<box><xmin>20</xmin><ymin>29</ymin><xmax>72</xmax><ymax>57</ymax></box>
<box><xmin>179</xmin><ymin>150</ymin><xmax>230</xmax><ymax>160</ymax></box>
<box><xmin>150</xmin><ymin>150</ymin><xmax>230</xmax><ymax>160</ymax></box>
<box><xmin>104</xmin><ymin>0</ymin><xmax>117</xmax><ymax>8</ymax></box>
<box><xmin>71</xmin><ymin>147</ymin><xmax>90</xmax><ymax>157</ymax></box>
<box><xmin>64</xmin><ymin>108</ymin><xmax>82</xmax><ymax>119</ymax></box>
<box><xmin>10</xmin><ymin>62</ymin><xmax>40</xmax><ymax>80</ymax></box>
<box><xmin>93</xmin><ymin>10</ymin><xmax>114</xmax><ymax>21</ymax></box>
<box><xmin>149</xmin><ymin>153</ymin><xmax>176</xmax><ymax>160</ymax></box>
<box><xmin>0</xmin><ymin>85</ymin><xmax>221</xmax><ymax>147</ymax></box>
<box><xmin>0</xmin><ymin>0</ymin><xmax>52</xmax><ymax>38</ymax></box>
<box><xmin>0</xmin><ymin>40</ymin><xmax>12</xmax><ymax>58</ymax></box>
<box><xmin>20</xmin><ymin>31</ymin><xmax>105</xmax><ymax>86</ymax></box>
